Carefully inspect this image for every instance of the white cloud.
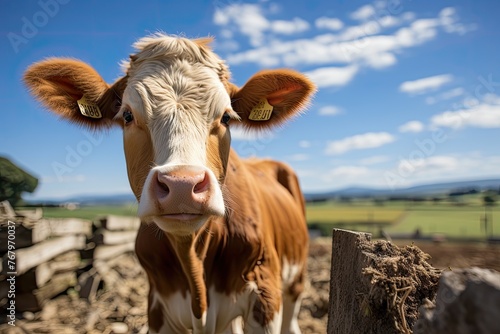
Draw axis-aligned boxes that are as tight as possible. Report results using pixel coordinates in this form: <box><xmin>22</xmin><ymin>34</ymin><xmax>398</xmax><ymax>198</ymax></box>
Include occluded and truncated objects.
<box><xmin>339</xmin><ymin>20</ymin><xmax>382</xmax><ymax>41</ymax></box>
<box><xmin>213</xmin><ymin>3</ymin><xmax>269</xmax><ymax>46</ymax></box>
<box><xmin>271</xmin><ymin>18</ymin><xmax>310</xmax><ymax>34</ymax></box>
<box><xmin>305</xmin><ymin>66</ymin><xmax>359</xmax><ymax>88</ymax></box>
<box><xmin>385</xmin><ymin>149</ymin><xmax>500</xmax><ymax>189</ymax></box>
<box><xmin>426</xmin><ymin>87</ymin><xmax>465</xmax><ymax>105</ymax></box>
<box><xmin>217</xmin><ymin>4</ymin><xmax>471</xmax><ymax>93</ymax></box>
<box><xmin>350</xmin><ymin>5</ymin><xmax>376</xmax><ymax>21</ymax></box>
<box><xmin>300</xmin><ymin>153</ymin><xmax>500</xmax><ymax>192</ymax></box>
<box><xmin>422</xmin><ymin>156</ymin><xmax>458</xmax><ymax>170</ymax></box>
<box><xmin>325</xmin><ymin>132</ymin><xmax>396</xmax><ymax>155</ymax></box>
<box><xmin>439</xmin><ymin>7</ymin><xmax>477</xmax><ymax>35</ymax></box>
<box><xmin>379</xmin><ymin>15</ymin><xmax>401</xmax><ymax>28</ymax></box>
<box><xmin>315</xmin><ymin>17</ymin><xmax>344</xmax><ymax>30</ymax></box>
<box><xmin>359</xmin><ymin>155</ymin><xmax>389</xmax><ymax>165</ymax></box>
<box><xmin>430</xmin><ymin>97</ymin><xmax>500</xmax><ymax>129</ymax></box>
<box><xmin>226</xmin><ymin>7</ymin><xmax>468</xmax><ymax>69</ymax></box>
<box><xmin>414</xmin><ymin>155</ymin><xmax>457</xmax><ymax>171</ymax></box>
<box><xmin>452</xmin><ymin>154</ymin><xmax>500</xmax><ymax>177</ymax></box>
<box><xmin>299</xmin><ymin>140</ymin><xmax>311</xmax><ymax>148</ymax></box>
<box><xmin>399</xmin><ymin>74</ymin><xmax>454</xmax><ymax>95</ymax></box>
<box><xmin>213</xmin><ymin>4</ymin><xmax>309</xmax><ymax>47</ymax></box>
<box><xmin>386</xmin><ymin>155</ymin><xmax>461</xmax><ymax>189</ymax></box>
<box><xmin>298</xmin><ymin>165</ymin><xmax>387</xmax><ymax>192</ymax></box>
<box><xmin>364</xmin><ymin>51</ymin><xmax>397</xmax><ymax>69</ymax></box>
<box><xmin>398</xmin><ymin>120</ymin><xmax>424</xmax><ymax>133</ymax></box>
<box><xmin>441</xmin><ymin>87</ymin><xmax>466</xmax><ymax>99</ymax></box>
<box><xmin>318</xmin><ymin>105</ymin><xmax>343</xmax><ymax>116</ymax></box>
<box><xmin>395</xmin><ymin>155</ymin><xmax>459</xmax><ymax>178</ymax></box>
<box><xmin>225</xmin><ymin>8</ymin><xmax>467</xmax><ymax>72</ymax></box>
<box><xmin>440</xmin><ymin>7</ymin><xmax>456</xmax><ymax>18</ymax></box>
<box><xmin>295</xmin><ymin>168</ymin><xmax>315</xmax><ymax>179</ymax></box>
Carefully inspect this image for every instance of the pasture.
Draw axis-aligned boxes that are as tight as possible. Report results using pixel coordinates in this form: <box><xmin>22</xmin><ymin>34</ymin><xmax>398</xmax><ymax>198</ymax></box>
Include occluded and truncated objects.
<box><xmin>307</xmin><ymin>197</ymin><xmax>499</xmax><ymax>240</ymax></box>
<box><xmin>37</xmin><ymin>204</ymin><xmax>138</xmax><ymax>220</ymax></box>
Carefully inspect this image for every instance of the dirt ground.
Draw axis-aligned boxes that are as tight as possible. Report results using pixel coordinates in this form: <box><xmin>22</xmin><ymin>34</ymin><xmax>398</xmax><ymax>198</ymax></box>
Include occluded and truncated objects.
<box><xmin>1</xmin><ymin>238</ymin><xmax>499</xmax><ymax>334</ymax></box>
<box><xmin>406</xmin><ymin>241</ymin><xmax>500</xmax><ymax>272</ymax></box>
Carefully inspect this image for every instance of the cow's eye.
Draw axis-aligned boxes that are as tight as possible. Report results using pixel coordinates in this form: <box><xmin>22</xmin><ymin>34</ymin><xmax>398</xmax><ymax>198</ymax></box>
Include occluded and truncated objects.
<box><xmin>221</xmin><ymin>113</ymin><xmax>231</xmax><ymax>126</ymax></box>
<box><xmin>123</xmin><ymin>110</ymin><xmax>134</xmax><ymax>124</ymax></box>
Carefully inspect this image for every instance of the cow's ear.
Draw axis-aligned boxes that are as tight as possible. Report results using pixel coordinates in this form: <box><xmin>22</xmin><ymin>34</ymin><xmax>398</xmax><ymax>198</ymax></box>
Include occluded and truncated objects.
<box><xmin>230</xmin><ymin>69</ymin><xmax>315</xmax><ymax>130</ymax></box>
<box><xmin>23</xmin><ymin>58</ymin><xmax>126</xmax><ymax>129</ymax></box>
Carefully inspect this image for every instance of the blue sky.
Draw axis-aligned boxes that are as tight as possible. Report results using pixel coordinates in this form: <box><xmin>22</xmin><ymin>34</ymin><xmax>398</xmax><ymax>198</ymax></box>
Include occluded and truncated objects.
<box><xmin>1</xmin><ymin>0</ymin><xmax>500</xmax><ymax>201</ymax></box>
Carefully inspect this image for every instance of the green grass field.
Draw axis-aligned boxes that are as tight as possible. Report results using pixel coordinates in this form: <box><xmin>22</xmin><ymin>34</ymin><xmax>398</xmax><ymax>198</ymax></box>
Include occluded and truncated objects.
<box><xmin>40</xmin><ymin>204</ymin><xmax>138</xmax><ymax>220</ymax></box>
<box><xmin>306</xmin><ymin>201</ymin><xmax>406</xmax><ymax>236</ymax></box>
<box><xmin>306</xmin><ymin>198</ymin><xmax>500</xmax><ymax>239</ymax></box>
<box><xmin>384</xmin><ymin>205</ymin><xmax>499</xmax><ymax>239</ymax></box>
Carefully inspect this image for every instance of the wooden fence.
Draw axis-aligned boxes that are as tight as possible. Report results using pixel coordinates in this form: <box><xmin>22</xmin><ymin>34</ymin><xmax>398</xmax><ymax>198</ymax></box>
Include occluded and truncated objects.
<box><xmin>0</xmin><ymin>201</ymin><xmax>140</xmax><ymax>314</ymax></box>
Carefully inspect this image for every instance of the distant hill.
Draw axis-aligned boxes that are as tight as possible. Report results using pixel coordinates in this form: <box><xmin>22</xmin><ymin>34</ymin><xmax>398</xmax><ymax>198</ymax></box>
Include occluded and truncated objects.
<box><xmin>304</xmin><ymin>178</ymin><xmax>500</xmax><ymax>201</ymax></box>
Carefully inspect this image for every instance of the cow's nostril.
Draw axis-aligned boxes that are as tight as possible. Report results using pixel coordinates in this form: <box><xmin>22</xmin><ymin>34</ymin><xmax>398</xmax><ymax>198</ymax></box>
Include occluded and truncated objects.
<box><xmin>157</xmin><ymin>173</ymin><xmax>170</xmax><ymax>195</ymax></box>
<box><xmin>193</xmin><ymin>172</ymin><xmax>210</xmax><ymax>194</ymax></box>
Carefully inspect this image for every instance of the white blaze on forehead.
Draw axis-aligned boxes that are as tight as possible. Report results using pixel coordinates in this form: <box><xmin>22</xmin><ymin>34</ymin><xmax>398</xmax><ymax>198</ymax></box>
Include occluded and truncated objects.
<box><xmin>124</xmin><ymin>58</ymin><xmax>231</xmax><ymax>166</ymax></box>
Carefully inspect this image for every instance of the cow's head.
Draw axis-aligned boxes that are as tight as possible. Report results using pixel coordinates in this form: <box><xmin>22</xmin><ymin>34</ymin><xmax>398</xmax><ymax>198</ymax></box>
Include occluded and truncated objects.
<box><xmin>24</xmin><ymin>34</ymin><xmax>315</xmax><ymax>236</ymax></box>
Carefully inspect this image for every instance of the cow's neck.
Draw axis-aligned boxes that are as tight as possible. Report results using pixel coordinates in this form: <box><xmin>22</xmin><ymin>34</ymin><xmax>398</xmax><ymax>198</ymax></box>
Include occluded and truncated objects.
<box><xmin>166</xmin><ymin>228</ymin><xmax>214</xmax><ymax>320</ymax></box>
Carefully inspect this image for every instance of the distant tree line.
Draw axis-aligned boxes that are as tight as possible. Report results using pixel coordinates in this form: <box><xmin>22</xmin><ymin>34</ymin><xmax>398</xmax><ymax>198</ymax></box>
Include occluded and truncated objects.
<box><xmin>448</xmin><ymin>187</ymin><xmax>480</xmax><ymax>197</ymax></box>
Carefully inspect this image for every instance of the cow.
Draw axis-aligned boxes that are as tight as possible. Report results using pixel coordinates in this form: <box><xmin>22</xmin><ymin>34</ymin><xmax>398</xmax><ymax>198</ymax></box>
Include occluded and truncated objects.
<box><xmin>24</xmin><ymin>33</ymin><xmax>315</xmax><ymax>334</ymax></box>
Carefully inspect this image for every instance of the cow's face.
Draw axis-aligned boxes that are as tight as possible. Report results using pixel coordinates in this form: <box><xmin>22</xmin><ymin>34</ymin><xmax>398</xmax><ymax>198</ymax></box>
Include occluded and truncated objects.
<box><xmin>24</xmin><ymin>34</ymin><xmax>315</xmax><ymax>236</ymax></box>
<box><xmin>119</xmin><ymin>37</ymin><xmax>235</xmax><ymax>234</ymax></box>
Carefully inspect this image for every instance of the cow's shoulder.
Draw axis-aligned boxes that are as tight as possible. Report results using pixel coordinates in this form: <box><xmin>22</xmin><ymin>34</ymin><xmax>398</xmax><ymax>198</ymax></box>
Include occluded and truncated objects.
<box><xmin>241</xmin><ymin>157</ymin><xmax>305</xmax><ymax>215</ymax></box>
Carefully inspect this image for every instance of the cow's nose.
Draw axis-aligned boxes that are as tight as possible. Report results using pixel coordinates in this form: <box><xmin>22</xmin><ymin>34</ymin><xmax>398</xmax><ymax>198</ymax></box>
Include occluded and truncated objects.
<box><xmin>153</xmin><ymin>167</ymin><xmax>211</xmax><ymax>213</ymax></box>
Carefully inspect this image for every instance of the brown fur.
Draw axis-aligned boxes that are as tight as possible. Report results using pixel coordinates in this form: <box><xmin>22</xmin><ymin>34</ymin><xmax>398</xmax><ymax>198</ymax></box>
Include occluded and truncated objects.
<box><xmin>23</xmin><ymin>58</ymin><xmax>126</xmax><ymax>129</ymax></box>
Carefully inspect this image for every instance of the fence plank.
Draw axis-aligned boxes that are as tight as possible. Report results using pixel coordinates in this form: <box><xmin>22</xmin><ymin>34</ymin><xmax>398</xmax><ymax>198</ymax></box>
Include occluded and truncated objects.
<box><xmin>94</xmin><ymin>242</ymin><xmax>135</xmax><ymax>261</ymax></box>
<box><xmin>1</xmin><ymin>235</ymin><xmax>86</xmax><ymax>276</ymax></box>
<box><xmin>100</xmin><ymin>215</ymin><xmax>141</xmax><ymax>231</ymax></box>
<box><xmin>0</xmin><ymin>218</ymin><xmax>92</xmax><ymax>253</ymax></box>
<box><xmin>92</xmin><ymin>229</ymin><xmax>138</xmax><ymax>245</ymax></box>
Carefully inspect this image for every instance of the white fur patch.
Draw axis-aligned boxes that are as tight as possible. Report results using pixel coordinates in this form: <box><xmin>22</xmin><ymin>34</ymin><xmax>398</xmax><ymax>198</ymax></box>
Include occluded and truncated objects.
<box><xmin>281</xmin><ymin>258</ymin><xmax>302</xmax><ymax>288</ymax></box>
<box><xmin>151</xmin><ymin>283</ymin><xmax>259</xmax><ymax>333</ymax></box>
<box><xmin>149</xmin><ymin>291</ymin><xmax>191</xmax><ymax>334</ymax></box>
<box><xmin>281</xmin><ymin>258</ymin><xmax>304</xmax><ymax>334</ymax></box>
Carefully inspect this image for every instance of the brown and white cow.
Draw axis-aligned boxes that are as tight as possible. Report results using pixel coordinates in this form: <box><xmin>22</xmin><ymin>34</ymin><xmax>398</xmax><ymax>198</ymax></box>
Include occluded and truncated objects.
<box><xmin>24</xmin><ymin>33</ymin><xmax>315</xmax><ymax>334</ymax></box>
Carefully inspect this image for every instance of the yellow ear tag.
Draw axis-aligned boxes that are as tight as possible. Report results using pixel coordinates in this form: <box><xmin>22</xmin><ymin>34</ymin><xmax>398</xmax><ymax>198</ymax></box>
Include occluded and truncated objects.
<box><xmin>77</xmin><ymin>96</ymin><xmax>102</xmax><ymax>119</ymax></box>
<box><xmin>249</xmin><ymin>98</ymin><xmax>273</xmax><ymax>121</ymax></box>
